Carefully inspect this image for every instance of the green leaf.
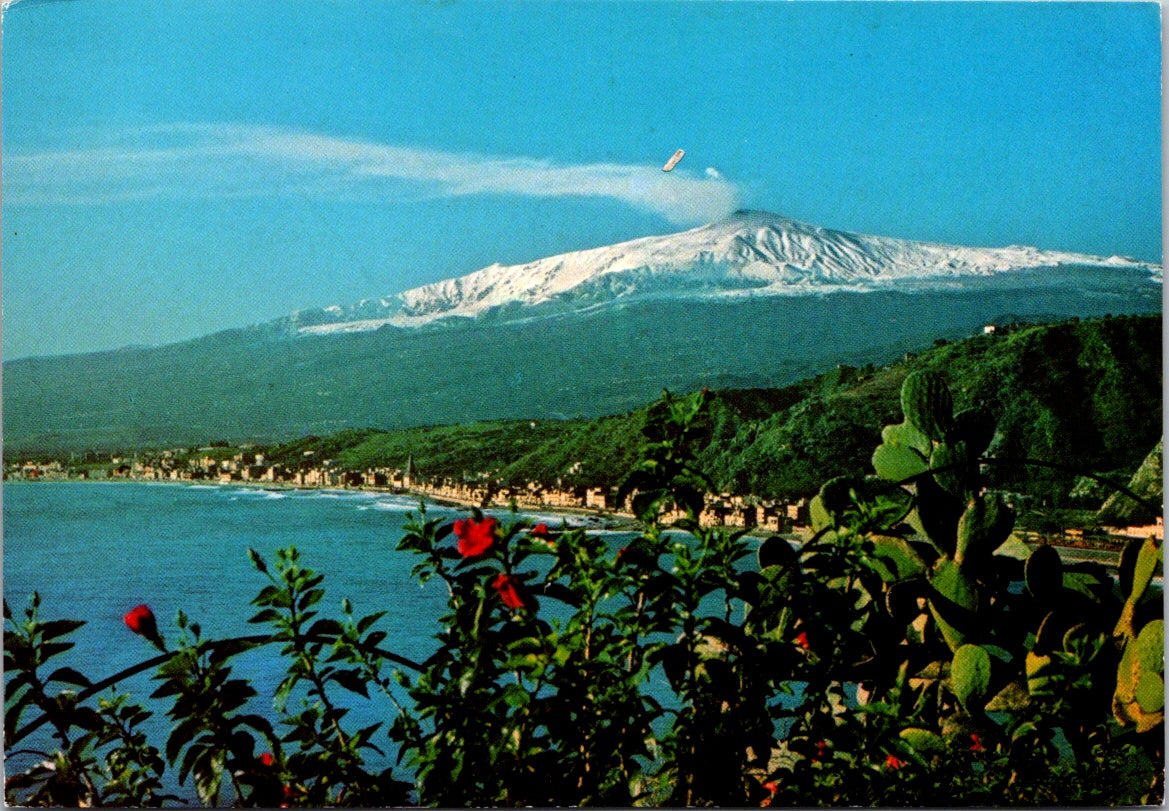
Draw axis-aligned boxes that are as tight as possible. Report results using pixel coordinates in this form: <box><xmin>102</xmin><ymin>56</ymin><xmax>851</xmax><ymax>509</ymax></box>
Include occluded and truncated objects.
<box><xmin>872</xmin><ymin>443</ymin><xmax>929</xmax><ymax>483</ymax></box>
<box><xmin>356</xmin><ymin>611</ymin><xmax>388</xmax><ymax>635</ymax></box>
<box><xmin>809</xmin><ymin>495</ymin><xmax>831</xmax><ymax>532</ymax></box>
<box><xmin>6</xmin><ymin>696</ymin><xmax>32</xmax><ymax>741</ymax></box>
<box><xmin>1134</xmin><ymin>619</ymin><xmax>1164</xmax><ymax>674</ymax></box>
<box><xmin>994</xmin><ymin>534</ymin><xmax>1032</xmax><ymax>561</ymax></box>
<box><xmin>1130</xmin><ymin>537</ymin><xmax>1161</xmax><ymax>603</ymax></box>
<box><xmin>900</xmin><ymin>727</ymin><xmax>945</xmax><ymax>756</ymax></box>
<box><xmin>985</xmin><ymin>680</ymin><xmax>1030</xmax><ymax>712</ymax></box>
<box><xmin>252</xmin><ymin>585</ymin><xmax>291</xmax><ymax>609</ymax></box>
<box><xmin>1131</xmin><ymin>623</ymin><xmax>1166</xmax><ymax>714</ymax></box>
<box><xmin>38</xmin><ymin>619</ymin><xmax>85</xmax><ymax>641</ymax></box>
<box><xmin>1134</xmin><ymin>670</ymin><xmax>1164</xmax><ymax>714</ymax></box>
<box><xmin>931</xmin><ymin>440</ymin><xmax>972</xmax><ymax>498</ymax></box>
<box><xmin>881</xmin><ymin>420</ymin><xmax>931</xmax><ymax>456</ymax></box>
<box><xmin>1118</xmin><ymin>536</ymin><xmax>1144</xmax><ymax>599</ymax></box>
<box><xmin>818</xmin><ymin>475</ymin><xmax>858</xmax><ymax>519</ymax></box>
<box><xmin>868</xmin><ymin>535</ymin><xmax>926</xmax><ymax>582</ymax></box>
<box><xmin>306</xmin><ymin>618</ymin><xmax>344</xmax><ymax>638</ymax></box>
<box><xmin>332</xmin><ymin>669</ymin><xmax>371</xmax><ymax>698</ymax></box>
<box><xmin>247</xmin><ymin>547</ymin><xmax>268</xmax><ymax>574</ymax></box>
<box><xmin>901</xmin><ymin>370</ymin><xmax>954</xmax><ymax>442</ymax></box>
<box><xmin>1025</xmin><ymin>651</ymin><xmax>1055</xmax><ymax>696</ymax></box>
<box><xmin>46</xmin><ymin>666</ymin><xmax>92</xmax><ymax>688</ymax></box>
<box><xmin>929</xmin><ymin>559</ymin><xmax>978</xmax><ymax>652</ymax></box>
<box><xmin>1062</xmin><ymin>568</ymin><xmax>1109</xmax><ymax>602</ymax></box>
<box><xmin>931</xmin><ymin>559</ymin><xmax>977</xmax><ymax>612</ymax></box>
<box><xmin>500</xmin><ymin>684</ymin><xmax>531</xmax><ymax>709</ymax></box>
<box><xmin>955</xmin><ymin>493</ymin><xmax>1014</xmax><ymax>568</ymax></box>
<box><xmin>951</xmin><ymin>644</ymin><xmax>992</xmax><ymax>708</ymax></box>
<box><xmin>39</xmin><ymin>641</ymin><xmax>74</xmax><ymax>659</ymax></box>
<box><xmin>167</xmin><ymin>716</ymin><xmax>202</xmax><ymax>765</ymax></box>
<box><xmin>247</xmin><ymin>608</ymin><xmax>282</xmax><ymax>624</ymax></box>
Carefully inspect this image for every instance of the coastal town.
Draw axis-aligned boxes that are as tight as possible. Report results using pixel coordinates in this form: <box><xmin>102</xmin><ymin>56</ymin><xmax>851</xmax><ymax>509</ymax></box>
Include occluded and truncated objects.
<box><xmin>2</xmin><ymin>449</ymin><xmax>814</xmax><ymax>533</ymax></box>
<box><xmin>5</xmin><ymin>448</ymin><xmax>1161</xmax><ymax>547</ymax></box>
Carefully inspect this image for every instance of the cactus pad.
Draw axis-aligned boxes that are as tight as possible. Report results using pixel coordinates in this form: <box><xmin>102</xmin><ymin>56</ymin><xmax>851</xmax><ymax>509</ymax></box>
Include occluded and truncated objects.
<box><xmin>901</xmin><ymin>370</ymin><xmax>955</xmax><ymax>441</ymax></box>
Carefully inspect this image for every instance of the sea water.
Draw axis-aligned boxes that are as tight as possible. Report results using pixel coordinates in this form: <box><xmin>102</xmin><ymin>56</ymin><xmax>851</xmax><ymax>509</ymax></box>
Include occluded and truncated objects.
<box><xmin>3</xmin><ymin>480</ymin><xmax>624</xmax><ymax>798</ymax></box>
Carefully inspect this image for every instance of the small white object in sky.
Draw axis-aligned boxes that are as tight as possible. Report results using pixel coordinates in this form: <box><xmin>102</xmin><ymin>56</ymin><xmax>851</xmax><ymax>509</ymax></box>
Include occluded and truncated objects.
<box><xmin>662</xmin><ymin>149</ymin><xmax>685</xmax><ymax>172</ymax></box>
<box><xmin>705</xmin><ymin>167</ymin><xmax>721</xmax><ymax>179</ymax></box>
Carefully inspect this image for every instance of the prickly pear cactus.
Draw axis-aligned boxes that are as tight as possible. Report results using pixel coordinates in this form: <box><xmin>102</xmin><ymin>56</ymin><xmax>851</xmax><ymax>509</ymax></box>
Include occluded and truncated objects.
<box><xmin>931</xmin><ymin>440</ymin><xmax>974</xmax><ymax>499</ymax></box>
<box><xmin>900</xmin><ymin>370</ymin><xmax>955</xmax><ymax>442</ymax></box>
<box><xmin>929</xmin><ymin>559</ymin><xmax>979</xmax><ymax>652</ymax></box>
<box><xmin>1112</xmin><ymin>536</ymin><xmax>1163</xmax><ymax>732</ymax></box>
<box><xmin>955</xmin><ymin>494</ymin><xmax>1014</xmax><ymax>569</ymax></box>
<box><xmin>871</xmin><ymin>372</ymin><xmax>1018</xmax><ymax>655</ymax></box>
<box><xmin>1114</xmin><ymin>618</ymin><xmax>1164</xmax><ymax>733</ymax></box>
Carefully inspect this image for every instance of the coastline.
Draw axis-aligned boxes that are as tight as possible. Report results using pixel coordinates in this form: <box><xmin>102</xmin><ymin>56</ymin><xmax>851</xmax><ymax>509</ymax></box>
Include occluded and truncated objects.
<box><xmin>4</xmin><ymin>476</ymin><xmax>1145</xmax><ymax>566</ymax></box>
<box><xmin>6</xmin><ymin>474</ymin><xmax>648</xmax><ymax>533</ymax></box>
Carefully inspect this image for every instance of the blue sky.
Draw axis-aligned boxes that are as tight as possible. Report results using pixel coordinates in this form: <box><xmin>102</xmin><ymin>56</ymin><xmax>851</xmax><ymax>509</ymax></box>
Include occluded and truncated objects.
<box><xmin>2</xmin><ymin>0</ymin><xmax>1162</xmax><ymax>359</ymax></box>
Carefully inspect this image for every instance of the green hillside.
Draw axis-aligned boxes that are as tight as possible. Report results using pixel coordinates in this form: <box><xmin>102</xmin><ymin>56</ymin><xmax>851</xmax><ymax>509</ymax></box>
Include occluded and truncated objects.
<box><xmin>255</xmin><ymin>314</ymin><xmax>1161</xmax><ymax>505</ymax></box>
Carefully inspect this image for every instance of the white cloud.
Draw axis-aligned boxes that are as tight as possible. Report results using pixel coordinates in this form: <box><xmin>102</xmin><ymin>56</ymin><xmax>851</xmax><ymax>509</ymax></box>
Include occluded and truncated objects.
<box><xmin>705</xmin><ymin>167</ymin><xmax>722</xmax><ymax>179</ymax></box>
<box><xmin>5</xmin><ymin>124</ymin><xmax>741</xmax><ymax>225</ymax></box>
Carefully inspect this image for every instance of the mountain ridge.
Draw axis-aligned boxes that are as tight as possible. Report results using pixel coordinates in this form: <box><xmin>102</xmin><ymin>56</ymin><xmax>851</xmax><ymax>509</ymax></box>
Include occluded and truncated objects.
<box><xmin>288</xmin><ymin>210</ymin><xmax>1160</xmax><ymax>336</ymax></box>
<box><xmin>3</xmin><ymin>212</ymin><xmax>1160</xmax><ymax>454</ymax></box>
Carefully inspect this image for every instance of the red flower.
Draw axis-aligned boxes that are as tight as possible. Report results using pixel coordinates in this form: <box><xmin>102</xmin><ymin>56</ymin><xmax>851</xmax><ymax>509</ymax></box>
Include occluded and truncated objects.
<box><xmin>760</xmin><ymin>780</ymin><xmax>778</xmax><ymax>807</ymax></box>
<box><xmin>969</xmin><ymin>733</ymin><xmax>985</xmax><ymax>753</ymax></box>
<box><xmin>530</xmin><ymin>522</ymin><xmax>551</xmax><ymax>538</ymax></box>
<box><xmin>813</xmin><ymin>739</ymin><xmax>828</xmax><ymax>761</ymax></box>
<box><xmin>794</xmin><ymin>631</ymin><xmax>810</xmax><ymax>650</ymax></box>
<box><xmin>123</xmin><ymin>604</ymin><xmax>156</xmax><ymax>636</ymax></box>
<box><xmin>454</xmin><ymin>516</ymin><xmax>497</xmax><ymax>557</ymax></box>
<box><xmin>124</xmin><ymin>604</ymin><xmax>165</xmax><ymax>651</ymax></box>
<box><xmin>491</xmin><ymin>573</ymin><xmax>527</xmax><ymax>610</ymax></box>
<box><xmin>884</xmin><ymin>754</ymin><xmax>905</xmax><ymax>770</ymax></box>
<box><xmin>259</xmin><ymin>752</ymin><xmax>275</xmax><ymax>767</ymax></box>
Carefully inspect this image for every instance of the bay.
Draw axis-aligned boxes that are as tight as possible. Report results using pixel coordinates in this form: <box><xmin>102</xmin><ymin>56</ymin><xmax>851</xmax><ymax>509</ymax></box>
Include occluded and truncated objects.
<box><xmin>3</xmin><ymin>480</ymin><xmax>619</xmax><ymax>799</ymax></box>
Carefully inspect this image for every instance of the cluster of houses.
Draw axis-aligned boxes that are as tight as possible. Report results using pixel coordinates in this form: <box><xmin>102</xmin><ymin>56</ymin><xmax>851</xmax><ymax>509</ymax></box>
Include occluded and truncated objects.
<box><xmin>403</xmin><ymin>474</ymin><xmax>811</xmax><ymax>532</ymax></box>
<box><xmin>4</xmin><ymin>450</ymin><xmax>812</xmax><ymax>532</ymax></box>
<box><xmin>6</xmin><ymin>460</ymin><xmax>68</xmax><ymax>480</ymax></box>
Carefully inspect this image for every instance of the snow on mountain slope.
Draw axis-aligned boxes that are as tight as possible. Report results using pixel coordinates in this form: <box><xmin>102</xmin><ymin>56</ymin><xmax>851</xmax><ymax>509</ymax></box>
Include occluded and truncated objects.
<box><xmin>293</xmin><ymin>210</ymin><xmax>1159</xmax><ymax>335</ymax></box>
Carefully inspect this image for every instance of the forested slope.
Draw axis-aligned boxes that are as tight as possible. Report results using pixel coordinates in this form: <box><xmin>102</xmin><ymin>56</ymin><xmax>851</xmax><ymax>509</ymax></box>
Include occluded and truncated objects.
<box><xmin>258</xmin><ymin>315</ymin><xmax>1160</xmax><ymax>506</ymax></box>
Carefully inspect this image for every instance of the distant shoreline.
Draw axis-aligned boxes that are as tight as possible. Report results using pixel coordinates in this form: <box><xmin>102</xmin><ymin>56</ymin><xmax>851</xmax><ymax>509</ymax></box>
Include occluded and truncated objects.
<box><xmin>5</xmin><ymin>474</ymin><xmax>648</xmax><ymax>532</ymax></box>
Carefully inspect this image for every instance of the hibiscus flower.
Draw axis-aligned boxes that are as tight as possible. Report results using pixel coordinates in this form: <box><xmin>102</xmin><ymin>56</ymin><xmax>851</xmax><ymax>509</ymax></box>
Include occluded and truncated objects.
<box><xmin>123</xmin><ymin>604</ymin><xmax>166</xmax><ymax>651</ymax></box>
<box><xmin>454</xmin><ymin>516</ymin><xmax>497</xmax><ymax>557</ymax></box>
<box><xmin>491</xmin><ymin>573</ymin><xmax>527</xmax><ymax>610</ymax></box>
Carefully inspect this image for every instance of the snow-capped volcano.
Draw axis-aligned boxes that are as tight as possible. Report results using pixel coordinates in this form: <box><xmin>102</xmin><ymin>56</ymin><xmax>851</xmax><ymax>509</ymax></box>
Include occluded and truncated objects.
<box><xmin>291</xmin><ymin>210</ymin><xmax>1159</xmax><ymax>335</ymax></box>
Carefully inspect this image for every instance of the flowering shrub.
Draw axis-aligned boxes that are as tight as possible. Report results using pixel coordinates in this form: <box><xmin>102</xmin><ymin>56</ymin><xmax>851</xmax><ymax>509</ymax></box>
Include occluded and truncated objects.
<box><xmin>4</xmin><ymin>383</ymin><xmax>1164</xmax><ymax>806</ymax></box>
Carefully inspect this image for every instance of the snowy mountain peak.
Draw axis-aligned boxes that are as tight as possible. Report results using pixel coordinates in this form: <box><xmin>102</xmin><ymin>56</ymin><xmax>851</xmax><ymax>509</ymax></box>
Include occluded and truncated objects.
<box><xmin>291</xmin><ymin>211</ymin><xmax>1160</xmax><ymax>335</ymax></box>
